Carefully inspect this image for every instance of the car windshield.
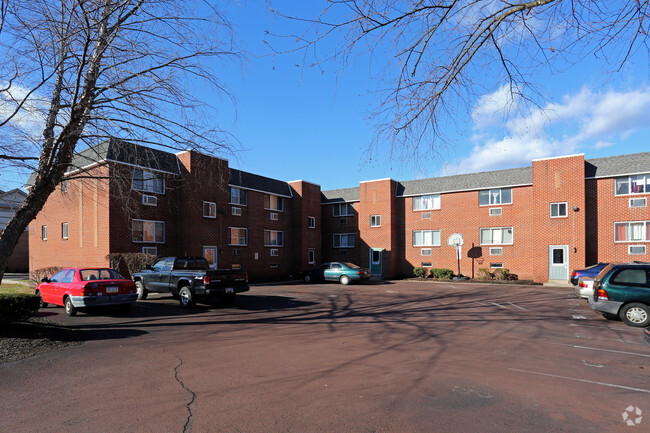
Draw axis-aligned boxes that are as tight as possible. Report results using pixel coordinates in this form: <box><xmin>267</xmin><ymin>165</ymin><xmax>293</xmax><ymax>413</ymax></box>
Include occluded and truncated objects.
<box><xmin>344</xmin><ymin>263</ymin><xmax>360</xmax><ymax>269</ymax></box>
<box><xmin>79</xmin><ymin>269</ymin><xmax>126</xmax><ymax>281</ymax></box>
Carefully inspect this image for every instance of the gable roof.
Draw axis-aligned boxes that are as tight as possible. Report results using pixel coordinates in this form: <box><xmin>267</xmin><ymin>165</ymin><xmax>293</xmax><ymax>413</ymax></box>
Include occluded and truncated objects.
<box><xmin>585</xmin><ymin>151</ymin><xmax>650</xmax><ymax>178</ymax></box>
<box><xmin>228</xmin><ymin>168</ymin><xmax>293</xmax><ymax>197</ymax></box>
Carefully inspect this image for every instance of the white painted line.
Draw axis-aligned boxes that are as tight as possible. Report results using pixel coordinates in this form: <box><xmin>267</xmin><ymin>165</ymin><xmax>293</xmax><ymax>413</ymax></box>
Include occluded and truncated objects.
<box><xmin>490</xmin><ymin>302</ymin><xmax>508</xmax><ymax>309</ymax></box>
<box><xmin>571</xmin><ymin>345</ymin><xmax>650</xmax><ymax>358</ymax></box>
<box><xmin>508</xmin><ymin>368</ymin><xmax>650</xmax><ymax>393</ymax></box>
<box><xmin>507</xmin><ymin>302</ymin><xmax>527</xmax><ymax>311</ymax></box>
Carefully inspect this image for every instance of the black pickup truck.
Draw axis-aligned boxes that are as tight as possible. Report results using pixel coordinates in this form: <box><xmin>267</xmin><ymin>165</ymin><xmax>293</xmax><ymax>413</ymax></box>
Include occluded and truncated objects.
<box><xmin>133</xmin><ymin>257</ymin><xmax>249</xmax><ymax>307</ymax></box>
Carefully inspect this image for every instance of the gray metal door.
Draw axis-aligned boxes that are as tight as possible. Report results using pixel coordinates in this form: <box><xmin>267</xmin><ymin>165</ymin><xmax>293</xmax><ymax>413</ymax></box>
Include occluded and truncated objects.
<box><xmin>548</xmin><ymin>245</ymin><xmax>569</xmax><ymax>281</ymax></box>
<box><xmin>370</xmin><ymin>248</ymin><xmax>382</xmax><ymax>276</ymax></box>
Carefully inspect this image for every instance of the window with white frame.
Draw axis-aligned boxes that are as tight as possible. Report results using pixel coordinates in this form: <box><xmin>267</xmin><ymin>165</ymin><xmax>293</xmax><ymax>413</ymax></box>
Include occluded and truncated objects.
<box><xmin>630</xmin><ymin>197</ymin><xmax>647</xmax><ymax>208</ymax></box>
<box><xmin>61</xmin><ymin>222</ymin><xmax>68</xmax><ymax>240</ymax></box>
<box><xmin>229</xmin><ymin>227</ymin><xmax>248</xmax><ymax>246</ymax></box>
<box><xmin>614</xmin><ymin>221</ymin><xmax>650</xmax><ymax>242</ymax></box>
<box><xmin>232</xmin><ymin>207</ymin><xmax>242</xmax><ymax>216</ymax></box>
<box><xmin>629</xmin><ymin>245</ymin><xmax>647</xmax><ymax>255</ymax></box>
<box><xmin>41</xmin><ymin>225</ymin><xmax>47</xmax><ymax>240</ymax></box>
<box><xmin>264</xmin><ymin>230</ymin><xmax>284</xmax><ymax>247</ymax></box>
<box><xmin>132</xmin><ymin>219</ymin><xmax>165</xmax><ymax>243</ymax></box>
<box><xmin>308</xmin><ymin>216</ymin><xmax>316</xmax><ymax>228</ymax></box>
<box><xmin>142</xmin><ymin>194</ymin><xmax>157</xmax><ymax>206</ymax></box>
<box><xmin>132</xmin><ymin>168</ymin><xmax>165</xmax><ymax>194</ymax></box>
<box><xmin>264</xmin><ymin>194</ymin><xmax>284</xmax><ymax>211</ymax></box>
<box><xmin>370</xmin><ymin>215</ymin><xmax>381</xmax><ymax>227</ymax></box>
<box><xmin>490</xmin><ymin>263</ymin><xmax>504</xmax><ymax>269</ymax></box>
<box><xmin>490</xmin><ymin>247</ymin><xmax>503</xmax><ymax>256</ymax></box>
<box><xmin>142</xmin><ymin>246</ymin><xmax>158</xmax><ymax>255</ymax></box>
<box><xmin>333</xmin><ymin>233</ymin><xmax>355</xmax><ymax>248</ymax></box>
<box><xmin>550</xmin><ymin>202</ymin><xmax>568</xmax><ymax>218</ymax></box>
<box><xmin>413</xmin><ymin>230</ymin><xmax>441</xmax><ymax>247</ymax></box>
<box><xmin>479</xmin><ymin>188</ymin><xmax>512</xmax><ymax>206</ymax></box>
<box><xmin>413</xmin><ymin>194</ymin><xmax>441</xmax><ymax>211</ymax></box>
<box><xmin>615</xmin><ymin>174</ymin><xmax>650</xmax><ymax>195</ymax></box>
<box><xmin>480</xmin><ymin>227</ymin><xmax>513</xmax><ymax>245</ymax></box>
<box><xmin>308</xmin><ymin>249</ymin><xmax>315</xmax><ymax>264</ymax></box>
<box><xmin>332</xmin><ymin>203</ymin><xmax>353</xmax><ymax>217</ymax></box>
<box><xmin>270</xmin><ymin>249</ymin><xmax>279</xmax><ymax>256</ymax></box>
<box><xmin>229</xmin><ymin>187</ymin><xmax>248</xmax><ymax>206</ymax></box>
<box><xmin>203</xmin><ymin>201</ymin><xmax>216</xmax><ymax>218</ymax></box>
<box><xmin>270</xmin><ymin>212</ymin><xmax>279</xmax><ymax>221</ymax></box>
<box><xmin>489</xmin><ymin>208</ymin><xmax>502</xmax><ymax>216</ymax></box>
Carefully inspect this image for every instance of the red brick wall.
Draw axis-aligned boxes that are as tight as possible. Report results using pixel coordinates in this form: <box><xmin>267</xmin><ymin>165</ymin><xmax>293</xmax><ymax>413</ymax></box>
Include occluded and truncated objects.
<box><xmin>358</xmin><ymin>179</ymin><xmax>397</xmax><ymax>277</ymax></box>
<box><xmin>289</xmin><ymin>180</ymin><xmax>322</xmax><ymax>274</ymax></box>
<box><xmin>321</xmin><ymin>201</ymin><xmax>361</xmax><ymax>265</ymax></box>
<box><xmin>4</xmin><ymin>229</ymin><xmax>28</xmax><ymax>272</ymax></box>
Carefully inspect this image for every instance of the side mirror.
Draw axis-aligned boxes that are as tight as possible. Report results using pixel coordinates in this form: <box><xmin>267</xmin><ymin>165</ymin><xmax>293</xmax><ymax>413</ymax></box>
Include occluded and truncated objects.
<box><xmin>41</xmin><ymin>277</ymin><xmax>50</xmax><ymax>283</ymax></box>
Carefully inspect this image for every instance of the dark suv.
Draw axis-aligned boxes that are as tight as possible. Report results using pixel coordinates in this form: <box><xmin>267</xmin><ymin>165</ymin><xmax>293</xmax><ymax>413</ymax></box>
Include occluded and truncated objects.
<box><xmin>589</xmin><ymin>263</ymin><xmax>650</xmax><ymax>327</ymax></box>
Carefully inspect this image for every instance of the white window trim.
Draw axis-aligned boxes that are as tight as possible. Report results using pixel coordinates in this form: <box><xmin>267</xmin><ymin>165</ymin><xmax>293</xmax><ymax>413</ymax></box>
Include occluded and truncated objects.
<box><xmin>61</xmin><ymin>222</ymin><xmax>68</xmax><ymax>240</ymax></box>
<box><xmin>412</xmin><ymin>230</ymin><xmax>441</xmax><ymax>247</ymax></box>
<box><xmin>229</xmin><ymin>227</ymin><xmax>248</xmax><ymax>246</ymax></box>
<box><xmin>550</xmin><ymin>202</ymin><xmax>568</xmax><ymax>218</ymax></box>
<box><xmin>264</xmin><ymin>230</ymin><xmax>284</xmax><ymax>247</ymax></box>
<box><xmin>264</xmin><ymin>194</ymin><xmax>284</xmax><ymax>212</ymax></box>
<box><xmin>203</xmin><ymin>201</ymin><xmax>217</xmax><ymax>218</ymax></box>
<box><xmin>614</xmin><ymin>221</ymin><xmax>650</xmax><ymax>243</ymax></box>
<box><xmin>333</xmin><ymin>233</ymin><xmax>355</xmax><ymax>248</ymax></box>
<box><xmin>232</xmin><ymin>207</ymin><xmax>242</xmax><ymax>216</ymax></box>
<box><xmin>614</xmin><ymin>174</ymin><xmax>650</xmax><ymax>196</ymax></box>
<box><xmin>308</xmin><ymin>216</ymin><xmax>316</xmax><ymax>229</ymax></box>
<box><xmin>489</xmin><ymin>247</ymin><xmax>503</xmax><ymax>256</ymax></box>
<box><xmin>142</xmin><ymin>194</ymin><xmax>158</xmax><ymax>206</ymax></box>
<box><xmin>630</xmin><ymin>197</ymin><xmax>648</xmax><ymax>208</ymax></box>
<box><xmin>479</xmin><ymin>188</ymin><xmax>513</xmax><ymax>207</ymax></box>
<box><xmin>480</xmin><ymin>227</ymin><xmax>514</xmax><ymax>245</ymax></box>
<box><xmin>270</xmin><ymin>248</ymin><xmax>279</xmax><ymax>256</ymax></box>
<box><xmin>629</xmin><ymin>245</ymin><xmax>647</xmax><ymax>255</ymax></box>
<box><xmin>412</xmin><ymin>194</ymin><xmax>441</xmax><ymax>212</ymax></box>
<box><xmin>142</xmin><ymin>246</ymin><xmax>158</xmax><ymax>255</ymax></box>
<box><xmin>308</xmin><ymin>249</ymin><xmax>315</xmax><ymax>264</ymax></box>
<box><xmin>41</xmin><ymin>225</ymin><xmax>47</xmax><ymax>240</ymax></box>
<box><xmin>228</xmin><ymin>187</ymin><xmax>248</xmax><ymax>206</ymax></box>
<box><xmin>370</xmin><ymin>215</ymin><xmax>381</xmax><ymax>227</ymax></box>
<box><xmin>490</xmin><ymin>263</ymin><xmax>504</xmax><ymax>269</ymax></box>
<box><xmin>132</xmin><ymin>219</ymin><xmax>166</xmax><ymax>244</ymax></box>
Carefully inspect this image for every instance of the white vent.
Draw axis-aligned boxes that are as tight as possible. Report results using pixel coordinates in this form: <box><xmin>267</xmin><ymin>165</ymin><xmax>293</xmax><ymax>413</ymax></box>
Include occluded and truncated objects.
<box><xmin>490</xmin><ymin>247</ymin><xmax>503</xmax><ymax>256</ymax></box>
<box><xmin>490</xmin><ymin>263</ymin><xmax>504</xmax><ymax>269</ymax></box>
<box><xmin>629</xmin><ymin>245</ymin><xmax>647</xmax><ymax>255</ymax></box>
<box><xmin>232</xmin><ymin>207</ymin><xmax>242</xmax><ymax>216</ymax></box>
<box><xmin>142</xmin><ymin>195</ymin><xmax>157</xmax><ymax>206</ymax></box>
<box><xmin>270</xmin><ymin>248</ymin><xmax>279</xmax><ymax>256</ymax></box>
<box><xmin>630</xmin><ymin>197</ymin><xmax>647</xmax><ymax>208</ymax></box>
<box><xmin>421</xmin><ymin>248</ymin><xmax>432</xmax><ymax>256</ymax></box>
<box><xmin>489</xmin><ymin>208</ymin><xmax>502</xmax><ymax>216</ymax></box>
<box><xmin>270</xmin><ymin>212</ymin><xmax>279</xmax><ymax>221</ymax></box>
<box><xmin>421</xmin><ymin>212</ymin><xmax>431</xmax><ymax>219</ymax></box>
<box><xmin>270</xmin><ymin>263</ymin><xmax>279</xmax><ymax>269</ymax></box>
<box><xmin>142</xmin><ymin>246</ymin><xmax>157</xmax><ymax>255</ymax></box>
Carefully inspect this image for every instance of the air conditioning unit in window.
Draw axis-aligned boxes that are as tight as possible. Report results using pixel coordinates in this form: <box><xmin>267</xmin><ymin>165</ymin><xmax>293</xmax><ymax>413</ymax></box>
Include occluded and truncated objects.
<box><xmin>142</xmin><ymin>247</ymin><xmax>157</xmax><ymax>255</ymax></box>
<box><xmin>232</xmin><ymin>207</ymin><xmax>242</xmax><ymax>216</ymax></box>
<box><xmin>490</xmin><ymin>247</ymin><xmax>503</xmax><ymax>256</ymax></box>
<box><xmin>630</xmin><ymin>197</ymin><xmax>647</xmax><ymax>208</ymax></box>
<box><xmin>489</xmin><ymin>208</ymin><xmax>502</xmax><ymax>216</ymax></box>
<box><xmin>142</xmin><ymin>195</ymin><xmax>157</xmax><ymax>206</ymax></box>
<box><xmin>270</xmin><ymin>249</ymin><xmax>279</xmax><ymax>256</ymax></box>
<box><xmin>270</xmin><ymin>212</ymin><xmax>279</xmax><ymax>221</ymax></box>
<box><xmin>629</xmin><ymin>245</ymin><xmax>646</xmax><ymax>255</ymax></box>
<box><xmin>421</xmin><ymin>212</ymin><xmax>431</xmax><ymax>219</ymax></box>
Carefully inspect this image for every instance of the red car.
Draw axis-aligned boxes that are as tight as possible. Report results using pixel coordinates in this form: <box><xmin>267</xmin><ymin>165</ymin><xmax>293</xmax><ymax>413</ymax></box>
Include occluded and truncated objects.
<box><xmin>35</xmin><ymin>267</ymin><xmax>138</xmax><ymax>316</ymax></box>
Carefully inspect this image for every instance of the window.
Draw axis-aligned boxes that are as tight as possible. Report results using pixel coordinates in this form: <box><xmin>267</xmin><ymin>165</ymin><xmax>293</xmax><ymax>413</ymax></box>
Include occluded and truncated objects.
<box><xmin>61</xmin><ymin>179</ymin><xmax>68</xmax><ymax>193</ymax></box>
<box><xmin>264</xmin><ymin>194</ymin><xmax>284</xmax><ymax>211</ymax></box>
<box><xmin>61</xmin><ymin>270</ymin><xmax>75</xmax><ymax>283</ymax></box>
<box><xmin>490</xmin><ymin>263</ymin><xmax>504</xmax><ymax>269</ymax></box>
<box><xmin>142</xmin><ymin>246</ymin><xmax>158</xmax><ymax>255</ymax></box>
<box><xmin>142</xmin><ymin>195</ymin><xmax>158</xmax><ymax>206</ymax></box>
<box><xmin>611</xmin><ymin>268</ymin><xmax>648</xmax><ymax>286</ymax></box>
<box><xmin>630</xmin><ymin>198</ymin><xmax>647</xmax><ymax>208</ymax></box>
<box><xmin>629</xmin><ymin>245</ymin><xmax>647</xmax><ymax>255</ymax></box>
<box><xmin>333</xmin><ymin>233</ymin><xmax>355</xmax><ymax>248</ymax></box>
<box><xmin>480</xmin><ymin>227</ymin><xmax>513</xmax><ymax>245</ymax></box>
<box><xmin>550</xmin><ymin>202</ymin><xmax>568</xmax><ymax>218</ymax></box>
<box><xmin>132</xmin><ymin>168</ymin><xmax>165</xmax><ymax>194</ymax></box>
<box><xmin>479</xmin><ymin>188</ymin><xmax>512</xmax><ymax>206</ymax></box>
<box><xmin>229</xmin><ymin>228</ymin><xmax>248</xmax><ymax>246</ymax></box>
<box><xmin>413</xmin><ymin>194</ymin><xmax>441</xmax><ymax>211</ymax></box>
<box><xmin>203</xmin><ymin>201</ymin><xmax>216</xmax><ymax>218</ymax></box>
<box><xmin>270</xmin><ymin>264</ymin><xmax>279</xmax><ymax>269</ymax></box>
<box><xmin>264</xmin><ymin>230</ymin><xmax>284</xmax><ymax>247</ymax></box>
<box><xmin>229</xmin><ymin>187</ymin><xmax>248</xmax><ymax>206</ymax></box>
<box><xmin>332</xmin><ymin>203</ymin><xmax>353</xmax><ymax>217</ymax></box>
<box><xmin>490</xmin><ymin>247</ymin><xmax>503</xmax><ymax>256</ymax></box>
<box><xmin>61</xmin><ymin>223</ymin><xmax>68</xmax><ymax>240</ymax></box>
<box><xmin>132</xmin><ymin>220</ymin><xmax>165</xmax><ymax>243</ymax></box>
<box><xmin>370</xmin><ymin>215</ymin><xmax>381</xmax><ymax>227</ymax></box>
<box><xmin>41</xmin><ymin>225</ymin><xmax>47</xmax><ymax>241</ymax></box>
<box><xmin>270</xmin><ymin>212</ymin><xmax>279</xmax><ymax>221</ymax></box>
<box><xmin>308</xmin><ymin>216</ymin><xmax>316</xmax><ymax>228</ymax></box>
<box><xmin>413</xmin><ymin>230</ymin><xmax>441</xmax><ymax>247</ymax></box>
<box><xmin>232</xmin><ymin>207</ymin><xmax>242</xmax><ymax>216</ymax></box>
<box><xmin>232</xmin><ymin>248</ymin><xmax>241</xmax><ymax>256</ymax></box>
<box><xmin>614</xmin><ymin>221</ymin><xmax>650</xmax><ymax>242</ymax></box>
<box><xmin>421</xmin><ymin>262</ymin><xmax>433</xmax><ymax>268</ymax></box>
<box><xmin>615</xmin><ymin>174</ymin><xmax>650</xmax><ymax>195</ymax></box>
<box><xmin>421</xmin><ymin>248</ymin><xmax>432</xmax><ymax>256</ymax></box>
<box><xmin>308</xmin><ymin>249</ymin><xmax>315</xmax><ymax>264</ymax></box>
<box><xmin>270</xmin><ymin>249</ymin><xmax>279</xmax><ymax>256</ymax></box>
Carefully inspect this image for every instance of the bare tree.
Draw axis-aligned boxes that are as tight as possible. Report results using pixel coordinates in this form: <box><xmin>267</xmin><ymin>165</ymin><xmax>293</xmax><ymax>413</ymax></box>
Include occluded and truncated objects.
<box><xmin>270</xmin><ymin>0</ymin><xmax>650</xmax><ymax>159</ymax></box>
<box><xmin>0</xmin><ymin>0</ymin><xmax>240</xmax><ymax>283</ymax></box>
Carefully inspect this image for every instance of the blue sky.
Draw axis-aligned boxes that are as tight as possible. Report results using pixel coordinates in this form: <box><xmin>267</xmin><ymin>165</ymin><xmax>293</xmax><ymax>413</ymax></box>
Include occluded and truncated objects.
<box><xmin>2</xmin><ymin>1</ymin><xmax>650</xmax><ymax>193</ymax></box>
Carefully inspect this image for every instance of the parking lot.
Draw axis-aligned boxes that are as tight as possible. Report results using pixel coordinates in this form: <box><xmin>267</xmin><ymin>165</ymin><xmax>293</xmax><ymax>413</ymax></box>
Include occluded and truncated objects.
<box><xmin>1</xmin><ymin>280</ymin><xmax>648</xmax><ymax>432</ymax></box>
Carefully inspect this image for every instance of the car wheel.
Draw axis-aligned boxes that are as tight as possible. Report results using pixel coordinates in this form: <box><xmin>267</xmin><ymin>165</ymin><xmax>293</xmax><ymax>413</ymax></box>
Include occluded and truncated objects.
<box><xmin>340</xmin><ymin>275</ymin><xmax>350</xmax><ymax>285</ymax></box>
<box><xmin>135</xmin><ymin>281</ymin><xmax>148</xmax><ymax>300</ymax></box>
<box><xmin>64</xmin><ymin>297</ymin><xmax>77</xmax><ymax>317</ymax></box>
<box><xmin>619</xmin><ymin>303</ymin><xmax>650</xmax><ymax>327</ymax></box>
<box><xmin>178</xmin><ymin>286</ymin><xmax>195</xmax><ymax>308</ymax></box>
<box><xmin>304</xmin><ymin>274</ymin><xmax>311</xmax><ymax>283</ymax></box>
<box><xmin>36</xmin><ymin>291</ymin><xmax>47</xmax><ymax>309</ymax></box>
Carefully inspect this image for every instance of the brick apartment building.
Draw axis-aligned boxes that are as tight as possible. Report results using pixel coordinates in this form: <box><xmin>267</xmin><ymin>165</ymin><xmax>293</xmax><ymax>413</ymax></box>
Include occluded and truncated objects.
<box><xmin>28</xmin><ymin>139</ymin><xmax>650</xmax><ymax>283</ymax></box>
<box><xmin>0</xmin><ymin>188</ymin><xmax>29</xmax><ymax>272</ymax></box>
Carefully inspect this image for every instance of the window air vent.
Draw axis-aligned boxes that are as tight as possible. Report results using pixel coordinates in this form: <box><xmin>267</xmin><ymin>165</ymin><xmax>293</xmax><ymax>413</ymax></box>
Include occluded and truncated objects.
<box><xmin>142</xmin><ymin>195</ymin><xmax>157</xmax><ymax>206</ymax></box>
<box><xmin>630</xmin><ymin>198</ymin><xmax>647</xmax><ymax>208</ymax></box>
<box><xmin>232</xmin><ymin>207</ymin><xmax>242</xmax><ymax>216</ymax></box>
<box><xmin>489</xmin><ymin>207</ymin><xmax>502</xmax><ymax>216</ymax></box>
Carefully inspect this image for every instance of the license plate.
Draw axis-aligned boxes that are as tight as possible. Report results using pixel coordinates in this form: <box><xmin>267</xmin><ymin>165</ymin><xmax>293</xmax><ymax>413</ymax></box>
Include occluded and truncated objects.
<box><xmin>225</xmin><ymin>288</ymin><xmax>234</xmax><ymax>294</ymax></box>
<box><xmin>106</xmin><ymin>286</ymin><xmax>119</xmax><ymax>293</ymax></box>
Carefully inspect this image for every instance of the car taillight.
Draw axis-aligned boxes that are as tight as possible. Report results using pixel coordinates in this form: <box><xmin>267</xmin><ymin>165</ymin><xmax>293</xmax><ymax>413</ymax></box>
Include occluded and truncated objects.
<box><xmin>597</xmin><ymin>288</ymin><xmax>609</xmax><ymax>301</ymax></box>
<box><xmin>246</xmin><ymin>274</ymin><xmax>249</xmax><ymax>283</ymax></box>
<box><xmin>82</xmin><ymin>284</ymin><xmax>93</xmax><ymax>296</ymax></box>
<box><xmin>579</xmin><ymin>281</ymin><xmax>587</xmax><ymax>288</ymax></box>
<box><xmin>203</xmin><ymin>275</ymin><xmax>210</xmax><ymax>285</ymax></box>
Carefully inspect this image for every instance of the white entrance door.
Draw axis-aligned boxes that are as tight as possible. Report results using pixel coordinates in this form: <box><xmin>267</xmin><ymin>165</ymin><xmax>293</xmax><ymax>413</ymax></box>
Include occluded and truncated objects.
<box><xmin>203</xmin><ymin>246</ymin><xmax>218</xmax><ymax>269</ymax></box>
<box><xmin>548</xmin><ymin>245</ymin><xmax>569</xmax><ymax>281</ymax></box>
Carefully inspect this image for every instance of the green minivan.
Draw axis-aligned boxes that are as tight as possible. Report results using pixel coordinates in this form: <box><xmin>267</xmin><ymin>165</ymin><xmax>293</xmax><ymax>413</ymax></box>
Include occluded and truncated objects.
<box><xmin>589</xmin><ymin>263</ymin><xmax>650</xmax><ymax>327</ymax></box>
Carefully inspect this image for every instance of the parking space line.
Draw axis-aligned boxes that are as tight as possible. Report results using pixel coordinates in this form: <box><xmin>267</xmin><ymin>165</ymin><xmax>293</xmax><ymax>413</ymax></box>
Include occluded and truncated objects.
<box><xmin>508</xmin><ymin>368</ymin><xmax>650</xmax><ymax>394</ymax></box>
<box><xmin>507</xmin><ymin>302</ymin><xmax>527</xmax><ymax>311</ymax></box>
<box><xmin>490</xmin><ymin>302</ymin><xmax>508</xmax><ymax>309</ymax></box>
<box><xmin>571</xmin><ymin>345</ymin><xmax>650</xmax><ymax>358</ymax></box>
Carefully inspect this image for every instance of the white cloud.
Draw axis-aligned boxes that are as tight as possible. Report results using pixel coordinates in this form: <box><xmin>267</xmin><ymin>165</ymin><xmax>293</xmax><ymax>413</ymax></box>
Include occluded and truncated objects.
<box><xmin>0</xmin><ymin>83</ymin><xmax>47</xmax><ymax>134</ymax></box>
<box><xmin>446</xmin><ymin>86</ymin><xmax>650</xmax><ymax>174</ymax></box>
